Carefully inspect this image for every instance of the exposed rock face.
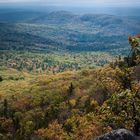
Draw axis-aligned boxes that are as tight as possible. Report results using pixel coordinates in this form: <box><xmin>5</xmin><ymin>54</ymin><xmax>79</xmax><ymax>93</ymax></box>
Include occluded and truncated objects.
<box><xmin>94</xmin><ymin>129</ymin><xmax>140</xmax><ymax>140</ymax></box>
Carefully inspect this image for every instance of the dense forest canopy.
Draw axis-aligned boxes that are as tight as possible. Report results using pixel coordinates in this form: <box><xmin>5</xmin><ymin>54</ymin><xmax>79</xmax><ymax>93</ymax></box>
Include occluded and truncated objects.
<box><xmin>0</xmin><ymin>36</ymin><xmax>140</xmax><ymax>140</ymax></box>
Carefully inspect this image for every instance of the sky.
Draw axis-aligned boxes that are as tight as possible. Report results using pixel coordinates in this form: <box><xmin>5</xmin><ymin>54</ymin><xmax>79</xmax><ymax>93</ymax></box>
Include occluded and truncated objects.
<box><xmin>0</xmin><ymin>0</ymin><xmax>140</xmax><ymax>6</ymax></box>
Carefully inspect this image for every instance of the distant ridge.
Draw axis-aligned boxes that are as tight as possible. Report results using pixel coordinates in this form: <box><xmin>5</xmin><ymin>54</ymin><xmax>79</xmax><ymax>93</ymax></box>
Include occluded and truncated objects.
<box><xmin>28</xmin><ymin>11</ymin><xmax>79</xmax><ymax>24</ymax></box>
<box><xmin>0</xmin><ymin>10</ymin><xmax>140</xmax><ymax>52</ymax></box>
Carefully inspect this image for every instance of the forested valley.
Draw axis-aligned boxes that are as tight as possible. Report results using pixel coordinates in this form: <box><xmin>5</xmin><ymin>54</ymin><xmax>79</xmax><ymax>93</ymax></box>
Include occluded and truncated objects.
<box><xmin>0</xmin><ymin>8</ymin><xmax>140</xmax><ymax>140</ymax></box>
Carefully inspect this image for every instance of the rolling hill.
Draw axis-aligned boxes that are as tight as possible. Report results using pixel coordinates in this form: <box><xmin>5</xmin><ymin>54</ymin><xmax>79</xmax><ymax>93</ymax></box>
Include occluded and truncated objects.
<box><xmin>0</xmin><ymin>10</ymin><xmax>140</xmax><ymax>53</ymax></box>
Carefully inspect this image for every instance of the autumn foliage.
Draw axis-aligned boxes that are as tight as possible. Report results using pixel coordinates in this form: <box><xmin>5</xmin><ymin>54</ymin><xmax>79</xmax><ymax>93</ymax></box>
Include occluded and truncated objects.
<box><xmin>0</xmin><ymin>36</ymin><xmax>140</xmax><ymax>139</ymax></box>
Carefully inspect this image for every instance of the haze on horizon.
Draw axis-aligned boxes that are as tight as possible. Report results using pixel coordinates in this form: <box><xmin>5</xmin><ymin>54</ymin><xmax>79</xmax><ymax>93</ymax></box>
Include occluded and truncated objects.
<box><xmin>0</xmin><ymin>0</ymin><xmax>140</xmax><ymax>7</ymax></box>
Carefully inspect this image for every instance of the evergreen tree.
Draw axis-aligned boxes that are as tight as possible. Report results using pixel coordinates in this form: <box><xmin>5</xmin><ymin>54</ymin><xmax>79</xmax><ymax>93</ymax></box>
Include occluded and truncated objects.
<box><xmin>68</xmin><ymin>82</ymin><xmax>74</xmax><ymax>97</ymax></box>
<box><xmin>3</xmin><ymin>99</ymin><xmax>8</xmax><ymax>118</ymax></box>
<box><xmin>0</xmin><ymin>76</ymin><xmax>3</xmax><ymax>82</ymax></box>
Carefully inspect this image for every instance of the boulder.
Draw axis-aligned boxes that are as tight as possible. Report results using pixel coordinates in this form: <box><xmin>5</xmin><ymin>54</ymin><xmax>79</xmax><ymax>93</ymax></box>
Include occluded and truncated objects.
<box><xmin>94</xmin><ymin>129</ymin><xmax>140</xmax><ymax>140</ymax></box>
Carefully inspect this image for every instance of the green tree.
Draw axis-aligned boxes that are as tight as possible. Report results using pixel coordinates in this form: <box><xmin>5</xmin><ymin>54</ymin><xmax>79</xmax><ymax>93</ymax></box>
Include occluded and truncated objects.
<box><xmin>115</xmin><ymin>68</ymin><xmax>132</xmax><ymax>90</ymax></box>
<box><xmin>68</xmin><ymin>82</ymin><xmax>74</xmax><ymax>97</ymax></box>
<box><xmin>3</xmin><ymin>99</ymin><xmax>8</xmax><ymax>118</ymax></box>
<box><xmin>101</xmin><ymin>89</ymin><xmax>140</xmax><ymax>135</ymax></box>
<box><xmin>127</xmin><ymin>35</ymin><xmax>140</xmax><ymax>66</ymax></box>
<box><xmin>0</xmin><ymin>76</ymin><xmax>3</xmax><ymax>82</ymax></box>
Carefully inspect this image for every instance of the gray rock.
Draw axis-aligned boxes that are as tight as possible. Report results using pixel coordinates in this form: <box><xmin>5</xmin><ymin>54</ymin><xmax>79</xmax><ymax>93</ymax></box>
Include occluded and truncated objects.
<box><xmin>94</xmin><ymin>129</ymin><xmax>140</xmax><ymax>140</ymax></box>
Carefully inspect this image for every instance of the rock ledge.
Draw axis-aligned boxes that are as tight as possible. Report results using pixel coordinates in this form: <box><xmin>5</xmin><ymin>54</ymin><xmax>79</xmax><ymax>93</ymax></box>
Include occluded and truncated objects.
<box><xmin>94</xmin><ymin>129</ymin><xmax>140</xmax><ymax>140</ymax></box>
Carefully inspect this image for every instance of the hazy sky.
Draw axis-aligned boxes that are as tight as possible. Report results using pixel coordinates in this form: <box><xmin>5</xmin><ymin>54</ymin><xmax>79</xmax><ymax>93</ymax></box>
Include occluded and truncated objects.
<box><xmin>0</xmin><ymin>0</ymin><xmax>140</xmax><ymax>6</ymax></box>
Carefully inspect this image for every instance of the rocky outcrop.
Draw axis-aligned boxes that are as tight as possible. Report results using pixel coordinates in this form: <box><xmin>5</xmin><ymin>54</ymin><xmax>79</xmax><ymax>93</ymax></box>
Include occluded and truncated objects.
<box><xmin>94</xmin><ymin>129</ymin><xmax>140</xmax><ymax>140</ymax></box>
